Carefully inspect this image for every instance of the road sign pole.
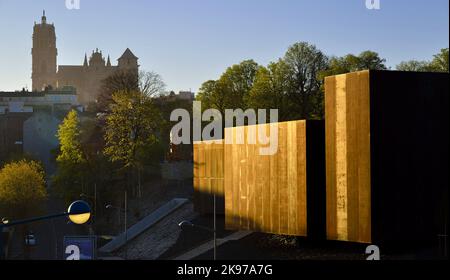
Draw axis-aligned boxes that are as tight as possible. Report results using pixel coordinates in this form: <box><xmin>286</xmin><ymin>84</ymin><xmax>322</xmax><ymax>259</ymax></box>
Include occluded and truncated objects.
<box><xmin>214</xmin><ymin>192</ymin><xmax>216</xmax><ymax>261</ymax></box>
<box><xmin>124</xmin><ymin>190</ymin><xmax>128</xmax><ymax>260</ymax></box>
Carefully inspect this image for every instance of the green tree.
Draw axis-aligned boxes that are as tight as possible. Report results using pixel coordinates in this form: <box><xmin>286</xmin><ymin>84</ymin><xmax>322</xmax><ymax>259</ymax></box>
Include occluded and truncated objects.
<box><xmin>396</xmin><ymin>48</ymin><xmax>448</xmax><ymax>73</ymax></box>
<box><xmin>53</xmin><ymin>110</ymin><xmax>87</xmax><ymax>203</ymax></box>
<box><xmin>97</xmin><ymin>70</ymin><xmax>165</xmax><ymax>112</ymax></box>
<box><xmin>196</xmin><ymin>80</ymin><xmax>223</xmax><ymax>112</ymax></box>
<box><xmin>97</xmin><ymin>70</ymin><xmax>139</xmax><ymax>112</ymax></box>
<box><xmin>0</xmin><ymin>160</ymin><xmax>47</xmax><ymax>219</ymax></box>
<box><xmin>356</xmin><ymin>51</ymin><xmax>387</xmax><ymax>70</ymax></box>
<box><xmin>56</xmin><ymin>110</ymin><xmax>84</xmax><ymax>164</ymax></box>
<box><xmin>104</xmin><ymin>90</ymin><xmax>163</xmax><ymax>166</ymax></box>
<box><xmin>316</xmin><ymin>50</ymin><xmax>387</xmax><ymax>118</ymax></box>
<box><xmin>428</xmin><ymin>48</ymin><xmax>449</xmax><ymax>72</ymax></box>
<box><xmin>282</xmin><ymin>42</ymin><xmax>328</xmax><ymax>119</ymax></box>
<box><xmin>197</xmin><ymin>60</ymin><xmax>259</xmax><ymax>114</ymax></box>
<box><xmin>320</xmin><ymin>50</ymin><xmax>387</xmax><ymax>77</ymax></box>
<box><xmin>103</xmin><ymin>90</ymin><xmax>164</xmax><ymax>196</ymax></box>
<box><xmin>396</xmin><ymin>60</ymin><xmax>430</xmax><ymax>72</ymax></box>
<box><xmin>246</xmin><ymin>60</ymin><xmax>292</xmax><ymax>121</ymax></box>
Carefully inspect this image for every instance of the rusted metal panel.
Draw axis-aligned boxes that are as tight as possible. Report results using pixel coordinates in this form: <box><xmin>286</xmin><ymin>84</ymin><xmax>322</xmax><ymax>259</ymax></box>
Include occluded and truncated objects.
<box><xmin>325</xmin><ymin>70</ymin><xmax>449</xmax><ymax>245</ymax></box>
<box><xmin>223</xmin><ymin>120</ymin><xmax>325</xmax><ymax>237</ymax></box>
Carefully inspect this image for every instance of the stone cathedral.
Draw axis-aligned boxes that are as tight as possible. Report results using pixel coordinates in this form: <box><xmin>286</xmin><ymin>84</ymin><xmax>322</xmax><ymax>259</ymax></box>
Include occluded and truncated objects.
<box><xmin>32</xmin><ymin>11</ymin><xmax>139</xmax><ymax>106</ymax></box>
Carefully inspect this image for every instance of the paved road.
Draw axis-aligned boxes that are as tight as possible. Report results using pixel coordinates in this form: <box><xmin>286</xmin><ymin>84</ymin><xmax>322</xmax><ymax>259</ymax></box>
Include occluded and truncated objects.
<box><xmin>8</xmin><ymin>195</ymin><xmax>88</xmax><ymax>260</ymax></box>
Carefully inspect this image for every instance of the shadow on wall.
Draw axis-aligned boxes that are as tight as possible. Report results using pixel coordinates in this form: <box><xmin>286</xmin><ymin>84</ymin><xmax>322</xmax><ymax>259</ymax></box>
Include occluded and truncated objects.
<box><xmin>193</xmin><ymin>189</ymin><xmax>225</xmax><ymax>216</ymax></box>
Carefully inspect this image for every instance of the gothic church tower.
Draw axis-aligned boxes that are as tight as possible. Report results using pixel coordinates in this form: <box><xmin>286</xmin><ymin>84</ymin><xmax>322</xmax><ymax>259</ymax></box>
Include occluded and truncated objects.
<box><xmin>32</xmin><ymin>11</ymin><xmax>57</xmax><ymax>91</ymax></box>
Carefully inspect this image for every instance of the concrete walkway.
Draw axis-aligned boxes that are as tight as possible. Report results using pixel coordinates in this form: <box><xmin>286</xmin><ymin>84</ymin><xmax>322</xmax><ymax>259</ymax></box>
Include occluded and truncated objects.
<box><xmin>173</xmin><ymin>231</ymin><xmax>253</xmax><ymax>260</ymax></box>
<box><xmin>99</xmin><ymin>198</ymin><xmax>188</xmax><ymax>253</ymax></box>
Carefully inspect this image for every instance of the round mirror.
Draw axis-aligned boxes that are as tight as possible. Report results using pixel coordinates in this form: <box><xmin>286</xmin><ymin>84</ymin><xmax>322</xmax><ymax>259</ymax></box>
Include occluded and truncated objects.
<box><xmin>67</xmin><ymin>200</ymin><xmax>91</xmax><ymax>224</ymax></box>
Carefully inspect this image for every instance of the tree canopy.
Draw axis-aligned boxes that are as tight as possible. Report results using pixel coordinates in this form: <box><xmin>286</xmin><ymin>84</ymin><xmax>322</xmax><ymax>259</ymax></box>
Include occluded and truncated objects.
<box><xmin>319</xmin><ymin>50</ymin><xmax>387</xmax><ymax>78</ymax></box>
<box><xmin>396</xmin><ymin>60</ymin><xmax>430</xmax><ymax>72</ymax></box>
<box><xmin>247</xmin><ymin>60</ymin><xmax>292</xmax><ymax>121</ymax></box>
<box><xmin>396</xmin><ymin>48</ymin><xmax>449</xmax><ymax>72</ymax></box>
<box><xmin>97</xmin><ymin>70</ymin><xmax>166</xmax><ymax>112</ymax></box>
<box><xmin>53</xmin><ymin>110</ymin><xmax>87</xmax><ymax>203</ymax></box>
<box><xmin>282</xmin><ymin>42</ymin><xmax>329</xmax><ymax>119</ymax></box>
<box><xmin>56</xmin><ymin>110</ymin><xmax>85</xmax><ymax>165</ymax></box>
<box><xmin>103</xmin><ymin>90</ymin><xmax>164</xmax><ymax>169</ymax></box>
<box><xmin>0</xmin><ymin>160</ymin><xmax>47</xmax><ymax>219</ymax></box>
<box><xmin>196</xmin><ymin>60</ymin><xmax>259</xmax><ymax>115</ymax></box>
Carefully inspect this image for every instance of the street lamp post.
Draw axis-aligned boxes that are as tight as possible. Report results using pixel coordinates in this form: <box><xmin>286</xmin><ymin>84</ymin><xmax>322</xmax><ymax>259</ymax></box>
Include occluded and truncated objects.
<box><xmin>178</xmin><ymin>220</ymin><xmax>217</xmax><ymax>260</ymax></box>
<box><xmin>105</xmin><ymin>191</ymin><xmax>127</xmax><ymax>259</ymax></box>
<box><xmin>178</xmin><ymin>192</ymin><xmax>217</xmax><ymax>260</ymax></box>
<box><xmin>0</xmin><ymin>200</ymin><xmax>91</xmax><ymax>260</ymax></box>
<box><xmin>80</xmin><ymin>183</ymin><xmax>97</xmax><ymax>221</ymax></box>
<box><xmin>213</xmin><ymin>192</ymin><xmax>216</xmax><ymax>260</ymax></box>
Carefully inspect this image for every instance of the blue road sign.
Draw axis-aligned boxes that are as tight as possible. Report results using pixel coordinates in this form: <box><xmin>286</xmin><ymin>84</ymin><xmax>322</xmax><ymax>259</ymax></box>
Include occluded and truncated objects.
<box><xmin>63</xmin><ymin>236</ymin><xmax>96</xmax><ymax>260</ymax></box>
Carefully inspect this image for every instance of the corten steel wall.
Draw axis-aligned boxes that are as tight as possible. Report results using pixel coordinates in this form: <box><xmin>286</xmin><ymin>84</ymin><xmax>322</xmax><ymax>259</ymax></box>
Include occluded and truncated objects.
<box><xmin>325</xmin><ymin>70</ymin><xmax>449</xmax><ymax>245</ymax></box>
<box><xmin>224</xmin><ymin>120</ymin><xmax>325</xmax><ymax>238</ymax></box>
<box><xmin>193</xmin><ymin>139</ymin><xmax>225</xmax><ymax>215</ymax></box>
<box><xmin>325</xmin><ymin>70</ymin><xmax>372</xmax><ymax>243</ymax></box>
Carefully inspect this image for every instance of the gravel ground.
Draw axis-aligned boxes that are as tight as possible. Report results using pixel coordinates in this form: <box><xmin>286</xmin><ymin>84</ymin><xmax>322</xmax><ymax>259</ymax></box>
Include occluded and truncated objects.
<box><xmin>115</xmin><ymin>202</ymin><xmax>198</xmax><ymax>259</ymax></box>
<box><xmin>191</xmin><ymin>233</ymin><xmax>445</xmax><ymax>260</ymax></box>
<box><xmin>158</xmin><ymin>215</ymin><xmax>234</xmax><ymax>259</ymax></box>
<box><xmin>96</xmin><ymin>178</ymin><xmax>193</xmax><ymax>234</ymax></box>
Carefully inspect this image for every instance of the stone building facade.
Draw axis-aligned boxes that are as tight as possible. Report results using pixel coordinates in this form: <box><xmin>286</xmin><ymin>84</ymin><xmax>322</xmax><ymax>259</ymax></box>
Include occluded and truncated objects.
<box><xmin>0</xmin><ymin>87</ymin><xmax>79</xmax><ymax>172</ymax></box>
<box><xmin>32</xmin><ymin>11</ymin><xmax>139</xmax><ymax>106</ymax></box>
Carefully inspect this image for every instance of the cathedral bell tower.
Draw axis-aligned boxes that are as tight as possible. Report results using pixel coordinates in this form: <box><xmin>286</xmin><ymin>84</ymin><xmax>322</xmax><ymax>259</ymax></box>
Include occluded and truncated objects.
<box><xmin>32</xmin><ymin>10</ymin><xmax>57</xmax><ymax>91</ymax></box>
<box><xmin>118</xmin><ymin>48</ymin><xmax>139</xmax><ymax>71</ymax></box>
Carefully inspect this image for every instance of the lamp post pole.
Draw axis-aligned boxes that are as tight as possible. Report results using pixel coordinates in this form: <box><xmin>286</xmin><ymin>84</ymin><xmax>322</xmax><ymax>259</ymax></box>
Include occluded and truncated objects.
<box><xmin>94</xmin><ymin>184</ymin><xmax>97</xmax><ymax>223</ymax></box>
<box><xmin>124</xmin><ymin>190</ymin><xmax>128</xmax><ymax>260</ymax></box>
<box><xmin>105</xmin><ymin>191</ymin><xmax>128</xmax><ymax>259</ymax></box>
<box><xmin>213</xmin><ymin>192</ymin><xmax>216</xmax><ymax>261</ymax></box>
<box><xmin>178</xmin><ymin>218</ymin><xmax>217</xmax><ymax>261</ymax></box>
<box><xmin>0</xmin><ymin>200</ymin><xmax>91</xmax><ymax>260</ymax></box>
<box><xmin>1</xmin><ymin>212</ymin><xmax>68</xmax><ymax>259</ymax></box>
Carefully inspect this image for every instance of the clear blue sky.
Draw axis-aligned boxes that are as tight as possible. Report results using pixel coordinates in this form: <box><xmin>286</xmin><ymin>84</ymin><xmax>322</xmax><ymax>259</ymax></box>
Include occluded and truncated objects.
<box><xmin>0</xmin><ymin>0</ymin><xmax>448</xmax><ymax>92</ymax></box>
